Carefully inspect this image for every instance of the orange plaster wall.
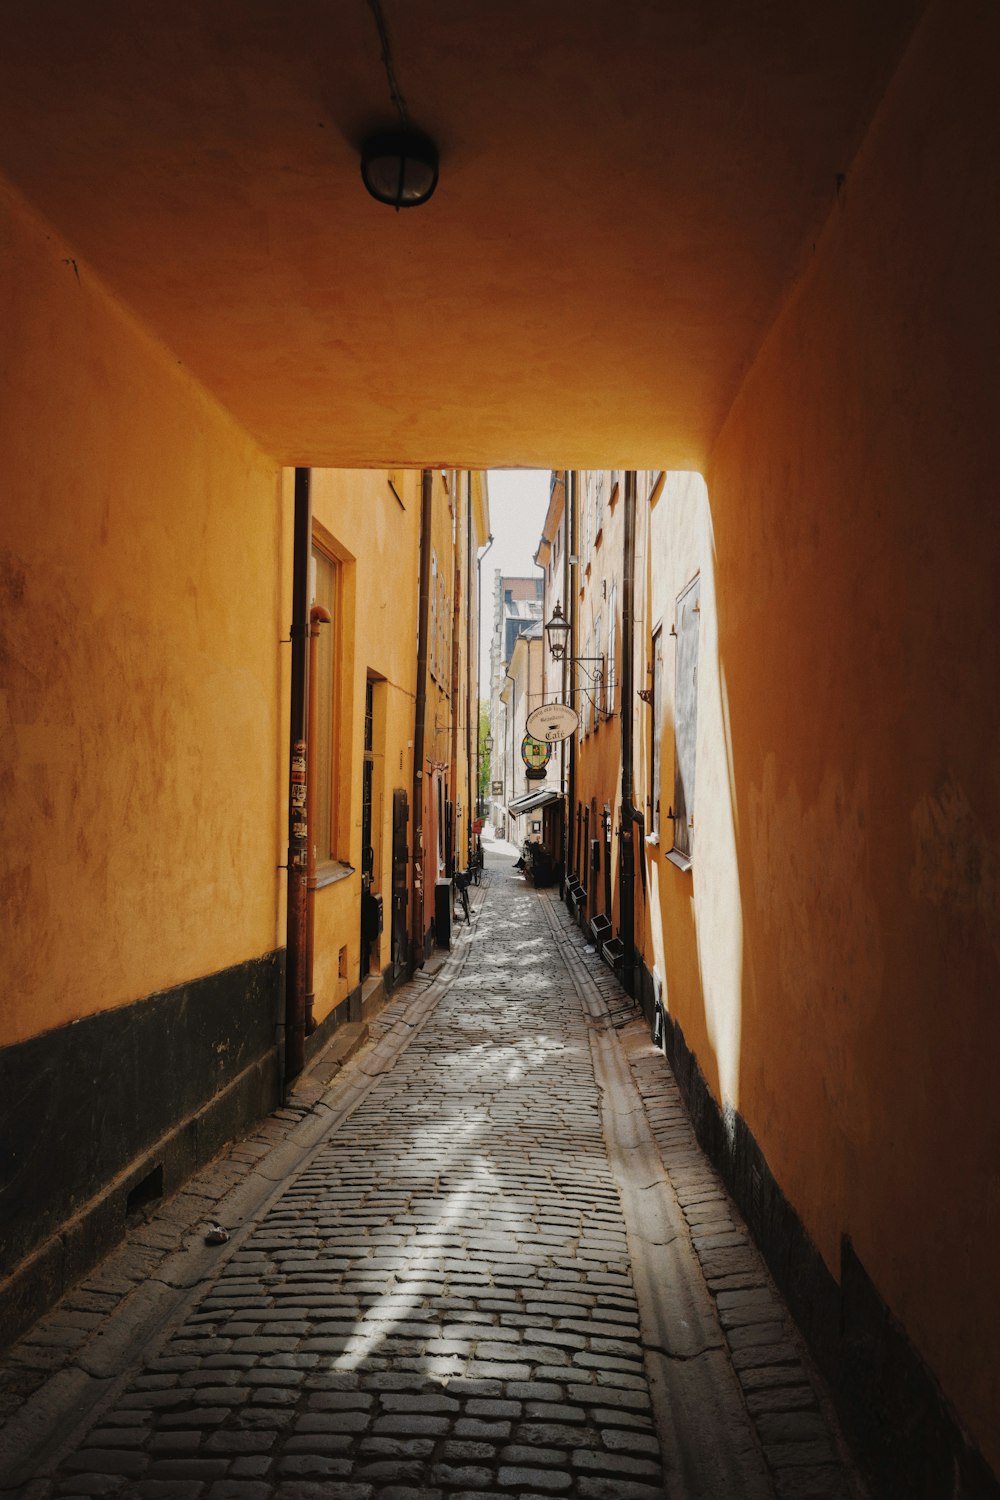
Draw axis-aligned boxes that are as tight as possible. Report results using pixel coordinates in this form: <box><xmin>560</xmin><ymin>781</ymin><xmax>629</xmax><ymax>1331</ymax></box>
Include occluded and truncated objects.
<box><xmin>0</xmin><ymin>174</ymin><xmax>283</xmax><ymax>1050</ymax></box>
<box><xmin>419</xmin><ymin>471</ymin><xmax>464</xmax><ymax>912</ymax></box>
<box><xmin>705</xmin><ymin>0</ymin><xmax>1000</xmax><ymax>1463</ymax></box>
<box><xmin>573</xmin><ymin>479</ymin><xmax>625</xmax><ymax>927</ymax></box>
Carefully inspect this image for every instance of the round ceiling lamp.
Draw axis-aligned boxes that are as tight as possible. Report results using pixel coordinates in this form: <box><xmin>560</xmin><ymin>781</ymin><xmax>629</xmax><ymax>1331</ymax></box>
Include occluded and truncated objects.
<box><xmin>361</xmin><ymin>127</ymin><xmax>439</xmax><ymax>209</ymax></box>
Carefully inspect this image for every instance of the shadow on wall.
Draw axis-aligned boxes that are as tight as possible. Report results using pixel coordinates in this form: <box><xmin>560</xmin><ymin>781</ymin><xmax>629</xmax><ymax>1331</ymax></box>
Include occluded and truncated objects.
<box><xmin>650</xmin><ymin>453</ymin><xmax>1000</xmax><ymax>1499</ymax></box>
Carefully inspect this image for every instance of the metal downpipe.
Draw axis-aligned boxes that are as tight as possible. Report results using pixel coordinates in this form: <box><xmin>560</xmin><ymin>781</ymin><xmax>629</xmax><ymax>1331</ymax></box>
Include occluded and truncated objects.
<box><xmin>284</xmin><ymin>467</ymin><xmax>312</xmax><ymax>1082</ymax></box>
<box><xmin>619</xmin><ymin>469</ymin><xmax>637</xmax><ymax>995</ymax></box>
<box><xmin>304</xmin><ymin>602</ymin><xmax>332</xmax><ymax>1037</ymax></box>
<box><xmin>411</xmin><ymin>469</ymin><xmax>433</xmax><ymax>965</ymax></box>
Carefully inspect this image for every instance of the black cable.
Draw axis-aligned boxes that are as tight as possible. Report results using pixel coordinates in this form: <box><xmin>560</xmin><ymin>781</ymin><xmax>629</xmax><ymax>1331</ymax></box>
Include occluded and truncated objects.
<box><xmin>366</xmin><ymin>0</ymin><xmax>410</xmax><ymax>125</ymax></box>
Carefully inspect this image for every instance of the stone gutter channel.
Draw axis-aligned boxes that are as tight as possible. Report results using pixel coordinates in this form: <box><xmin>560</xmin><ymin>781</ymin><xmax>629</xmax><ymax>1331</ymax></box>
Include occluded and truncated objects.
<box><xmin>0</xmin><ymin>862</ymin><xmax>864</xmax><ymax>1499</ymax></box>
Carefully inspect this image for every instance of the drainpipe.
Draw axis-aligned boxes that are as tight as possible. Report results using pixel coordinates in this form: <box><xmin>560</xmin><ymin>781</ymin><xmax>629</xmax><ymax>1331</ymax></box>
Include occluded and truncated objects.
<box><xmin>506</xmin><ymin>670</ymin><xmax>516</xmax><ymax>832</ymax></box>
<box><xmin>450</xmin><ymin>473</ymin><xmax>462</xmax><ymax>873</ymax></box>
<box><xmin>412</xmin><ymin>469</ymin><xmax>433</xmax><ymax>966</ymax></box>
<box><xmin>304</xmin><ymin>602</ymin><xmax>332</xmax><ymax>1036</ymax></box>
<box><xmin>465</xmin><ymin>474</ymin><xmax>474</xmax><ymax>866</ymax></box>
<box><xmin>476</xmin><ymin>529</ymin><xmax>495</xmax><ymax>835</ymax></box>
<box><xmin>284</xmin><ymin>467</ymin><xmax>312</xmax><ymax>1083</ymax></box>
<box><xmin>560</xmin><ymin>472</ymin><xmax>569</xmax><ymax>888</ymax></box>
<box><xmin>619</xmin><ymin>469</ymin><xmax>637</xmax><ymax>995</ymax></box>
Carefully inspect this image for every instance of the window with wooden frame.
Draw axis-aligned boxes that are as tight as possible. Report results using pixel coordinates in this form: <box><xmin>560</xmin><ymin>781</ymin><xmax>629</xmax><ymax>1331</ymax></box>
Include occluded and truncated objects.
<box><xmin>650</xmin><ymin>626</ymin><xmax>663</xmax><ymax>838</ymax></box>
<box><xmin>591</xmin><ymin>612</ymin><xmax>603</xmax><ymax>731</ymax></box>
<box><xmin>579</xmin><ymin>632</ymin><xmax>589</xmax><ymax>737</ymax></box>
<box><xmin>310</xmin><ymin>542</ymin><xmax>338</xmax><ymax>867</ymax></box>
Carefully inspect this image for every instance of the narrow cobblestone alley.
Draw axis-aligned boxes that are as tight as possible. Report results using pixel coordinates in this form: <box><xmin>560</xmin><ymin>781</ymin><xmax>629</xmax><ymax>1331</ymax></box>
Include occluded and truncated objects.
<box><xmin>0</xmin><ymin>845</ymin><xmax>865</xmax><ymax>1500</ymax></box>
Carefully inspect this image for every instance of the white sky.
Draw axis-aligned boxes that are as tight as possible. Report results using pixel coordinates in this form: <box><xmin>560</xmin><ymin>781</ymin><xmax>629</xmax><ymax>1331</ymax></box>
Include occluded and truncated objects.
<box><xmin>478</xmin><ymin>469</ymin><xmax>550</xmax><ymax>691</ymax></box>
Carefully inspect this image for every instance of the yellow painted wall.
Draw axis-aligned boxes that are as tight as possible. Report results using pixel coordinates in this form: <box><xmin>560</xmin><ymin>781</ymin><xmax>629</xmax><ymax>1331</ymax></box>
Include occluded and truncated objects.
<box><xmin>285</xmin><ymin>468</ymin><xmax>422</xmax><ymax>1020</ymax></box>
<box><xmin>701</xmin><ymin>0</ymin><xmax>1000</xmax><ymax>1465</ymax></box>
<box><xmin>0</xmin><ymin>174</ymin><xmax>283</xmax><ymax>1050</ymax></box>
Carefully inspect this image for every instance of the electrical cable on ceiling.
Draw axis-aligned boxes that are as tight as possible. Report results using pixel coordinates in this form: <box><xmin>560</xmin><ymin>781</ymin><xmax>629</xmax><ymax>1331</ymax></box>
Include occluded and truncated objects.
<box><xmin>366</xmin><ymin>0</ymin><xmax>410</xmax><ymax>125</ymax></box>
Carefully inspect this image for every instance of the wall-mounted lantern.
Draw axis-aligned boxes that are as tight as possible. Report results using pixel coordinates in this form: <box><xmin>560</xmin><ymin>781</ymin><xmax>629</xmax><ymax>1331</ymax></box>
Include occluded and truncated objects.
<box><xmin>544</xmin><ymin>603</ymin><xmax>571</xmax><ymax>660</ymax></box>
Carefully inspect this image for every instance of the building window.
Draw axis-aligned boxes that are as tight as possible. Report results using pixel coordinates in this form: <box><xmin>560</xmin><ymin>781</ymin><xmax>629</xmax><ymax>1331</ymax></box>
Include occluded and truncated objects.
<box><xmin>430</xmin><ymin>549</ymin><xmax>438</xmax><ymax>679</ymax></box>
<box><xmin>592</xmin><ymin>613</ymin><xmax>603</xmax><ymax>731</ymax></box>
<box><xmin>310</xmin><ymin>542</ymin><xmax>338</xmax><ymax>865</ymax></box>
<box><xmin>651</xmin><ymin>626</ymin><xmax>663</xmax><ymax>837</ymax></box>
<box><xmin>584</xmin><ymin>472</ymin><xmax>592</xmax><ymax>555</ymax></box>
<box><xmin>439</xmin><ymin>573</ymin><xmax>449</xmax><ymax>688</ymax></box>
<box><xmin>670</xmin><ymin>576</ymin><xmax>700</xmax><ymax>866</ymax></box>
<box><xmin>606</xmin><ymin>584</ymin><xmax>617</xmax><ymax>718</ymax></box>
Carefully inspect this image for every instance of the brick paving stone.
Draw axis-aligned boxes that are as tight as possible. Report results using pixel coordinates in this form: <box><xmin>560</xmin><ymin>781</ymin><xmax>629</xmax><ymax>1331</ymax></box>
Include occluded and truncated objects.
<box><xmin>132</xmin><ymin>1484</ymin><xmax>204</xmax><ymax>1499</ymax></box>
<box><xmin>589</xmin><ymin>1407</ymin><xmax>655</xmax><ymax>1430</ymax></box>
<box><xmin>283</xmin><ymin>1436</ymin><xmax>352</xmax><ymax>1455</ymax></box>
<box><xmin>577</xmin><ymin>1480</ymin><xmax>663</xmax><ymax>1500</ymax></box>
<box><xmin>497</xmin><ymin>1465</ymin><xmax>572</xmax><ymax>1491</ymax></box>
<box><xmin>599</xmin><ymin>1427</ymin><xmax>661</xmax><ymax>1454</ymax></box>
<box><xmin>61</xmin><ymin>1451</ymin><xmax>148</xmax><ymax>1476</ymax></box>
<box><xmin>147</xmin><ymin>1431</ymin><xmax>205</xmax><ymax>1453</ymax></box>
<box><xmin>764</xmin><ymin>1438</ymin><xmax>837</xmax><ymax>1468</ymax></box>
<box><xmin>438</xmin><ymin>1440</ymin><xmax>496</xmax><ymax>1462</ymax></box>
<box><xmin>745</xmin><ymin>1386</ymin><xmax>819</xmax><ymax>1415</ymax></box>
<box><xmin>732</xmin><ymin>1342</ymin><xmax>802</xmax><ymax>1371</ymax></box>
<box><xmin>207</xmin><ymin>1483</ymin><xmax>273</xmax><ymax>1499</ymax></box>
<box><xmin>277</xmin><ymin>1455</ymin><xmax>353</xmax><ymax>1477</ymax></box>
<box><xmin>773</xmin><ymin>1466</ymin><xmax>853</xmax><ymax>1498</ymax></box>
<box><xmin>500</xmin><ymin>1443</ymin><xmax>567</xmax><ymax>1465</ymax></box>
<box><xmin>54</xmin><ymin>1478</ymin><xmax>125</xmax><ymax>1496</ymax></box>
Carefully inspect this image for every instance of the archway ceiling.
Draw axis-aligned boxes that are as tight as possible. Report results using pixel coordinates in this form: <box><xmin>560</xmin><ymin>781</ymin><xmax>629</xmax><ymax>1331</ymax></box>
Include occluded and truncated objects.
<box><xmin>0</xmin><ymin>1</ymin><xmax>921</xmax><ymax>471</ymax></box>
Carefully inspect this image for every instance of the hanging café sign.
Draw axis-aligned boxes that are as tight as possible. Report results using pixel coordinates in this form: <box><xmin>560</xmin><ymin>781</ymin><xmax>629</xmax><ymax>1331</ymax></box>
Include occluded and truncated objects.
<box><xmin>525</xmin><ymin>701</ymin><xmax>580</xmax><ymax>744</ymax></box>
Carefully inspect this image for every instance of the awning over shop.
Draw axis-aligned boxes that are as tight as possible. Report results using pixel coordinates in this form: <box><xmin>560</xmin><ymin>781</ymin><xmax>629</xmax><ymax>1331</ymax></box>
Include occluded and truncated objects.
<box><xmin>507</xmin><ymin>789</ymin><xmax>565</xmax><ymax>817</ymax></box>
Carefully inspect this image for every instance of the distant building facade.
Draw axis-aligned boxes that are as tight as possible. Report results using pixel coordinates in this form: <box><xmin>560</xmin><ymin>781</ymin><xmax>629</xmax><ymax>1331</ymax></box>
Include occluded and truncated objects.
<box><xmin>486</xmin><ymin>572</ymin><xmax>543</xmax><ymax>837</ymax></box>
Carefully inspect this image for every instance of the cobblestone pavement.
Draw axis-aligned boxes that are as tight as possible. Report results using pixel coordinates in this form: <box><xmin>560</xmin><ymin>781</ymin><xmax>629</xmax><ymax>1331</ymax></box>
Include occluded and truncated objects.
<box><xmin>0</xmin><ymin>844</ymin><xmax>865</xmax><ymax>1500</ymax></box>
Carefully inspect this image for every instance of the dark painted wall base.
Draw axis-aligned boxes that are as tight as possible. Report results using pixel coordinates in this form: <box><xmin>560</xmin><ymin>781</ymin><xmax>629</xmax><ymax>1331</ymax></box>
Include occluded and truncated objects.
<box><xmin>303</xmin><ymin>983</ymin><xmax>363</xmax><ymax>1068</ymax></box>
<box><xmin>0</xmin><ymin>950</ymin><xmax>283</xmax><ymax>1351</ymax></box>
<box><xmin>635</xmin><ymin>958</ymin><xmax>998</xmax><ymax>1500</ymax></box>
<box><xmin>301</xmin><ymin>963</ymin><xmax>401</xmax><ymax>1071</ymax></box>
